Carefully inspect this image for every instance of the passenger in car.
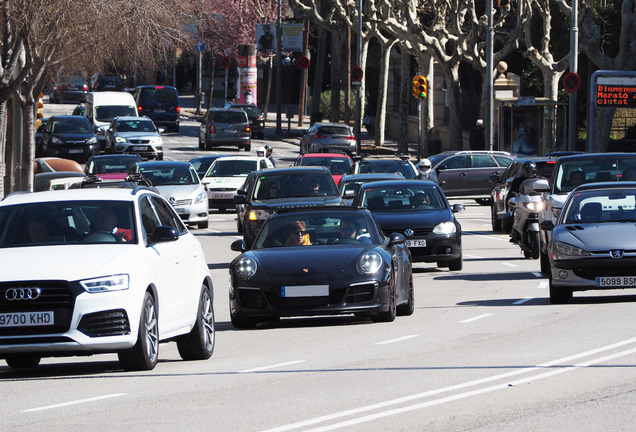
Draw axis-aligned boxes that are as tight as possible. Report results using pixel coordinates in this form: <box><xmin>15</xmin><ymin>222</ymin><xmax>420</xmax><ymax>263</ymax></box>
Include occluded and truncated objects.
<box><xmin>95</xmin><ymin>207</ymin><xmax>132</xmax><ymax>242</ymax></box>
<box><xmin>284</xmin><ymin>220</ymin><xmax>311</xmax><ymax>246</ymax></box>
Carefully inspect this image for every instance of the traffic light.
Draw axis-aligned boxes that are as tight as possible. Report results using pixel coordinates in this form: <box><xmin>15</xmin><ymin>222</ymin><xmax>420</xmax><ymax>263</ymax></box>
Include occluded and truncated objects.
<box><xmin>36</xmin><ymin>92</ymin><xmax>44</xmax><ymax>129</ymax></box>
<box><xmin>412</xmin><ymin>76</ymin><xmax>427</xmax><ymax>99</ymax></box>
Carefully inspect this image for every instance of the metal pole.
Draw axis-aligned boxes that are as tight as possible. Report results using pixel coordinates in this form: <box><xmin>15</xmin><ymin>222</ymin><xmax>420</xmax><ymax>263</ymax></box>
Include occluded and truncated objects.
<box><xmin>275</xmin><ymin>0</ymin><xmax>283</xmax><ymax>135</ymax></box>
<box><xmin>568</xmin><ymin>0</ymin><xmax>578</xmax><ymax>151</ymax></box>
<box><xmin>354</xmin><ymin>0</ymin><xmax>362</xmax><ymax>153</ymax></box>
<box><xmin>417</xmin><ymin>99</ymin><xmax>422</xmax><ymax>162</ymax></box>
<box><xmin>486</xmin><ymin>0</ymin><xmax>494</xmax><ymax>151</ymax></box>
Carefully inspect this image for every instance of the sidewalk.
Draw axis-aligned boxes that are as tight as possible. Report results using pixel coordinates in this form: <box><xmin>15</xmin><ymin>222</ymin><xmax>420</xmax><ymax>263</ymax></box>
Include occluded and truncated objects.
<box><xmin>178</xmin><ymin>91</ymin><xmax>420</xmax><ymax>157</ymax></box>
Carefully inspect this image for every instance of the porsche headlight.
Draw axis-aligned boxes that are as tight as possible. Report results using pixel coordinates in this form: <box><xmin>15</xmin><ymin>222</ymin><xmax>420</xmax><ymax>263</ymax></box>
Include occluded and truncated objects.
<box><xmin>249</xmin><ymin>209</ymin><xmax>271</xmax><ymax>221</ymax></box>
<box><xmin>555</xmin><ymin>241</ymin><xmax>590</xmax><ymax>257</ymax></box>
<box><xmin>80</xmin><ymin>274</ymin><xmax>129</xmax><ymax>293</ymax></box>
<box><xmin>523</xmin><ymin>201</ymin><xmax>545</xmax><ymax>212</ymax></box>
<box><xmin>433</xmin><ymin>221</ymin><xmax>456</xmax><ymax>234</ymax></box>
<box><xmin>235</xmin><ymin>257</ymin><xmax>257</xmax><ymax>279</ymax></box>
<box><xmin>357</xmin><ymin>251</ymin><xmax>382</xmax><ymax>274</ymax></box>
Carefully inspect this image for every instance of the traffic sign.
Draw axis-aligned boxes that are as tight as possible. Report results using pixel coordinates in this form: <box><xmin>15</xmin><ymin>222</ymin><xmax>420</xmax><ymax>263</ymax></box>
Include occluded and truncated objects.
<box><xmin>563</xmin><ymin>72</ymin><xmax>581</xmax><ymax>93</ymax></box>
<box><xmin>297</xmin><ymin>56</ymin><xmax>310</xmax><ymax>70</ymax></box>
<box><xmin>351</xmin><ymin>66</ymin><xmax>364</xmax><ymax>84</ymax></box>
<box><xmin>220</xmin><ymin>55</ymin><xmax>231</xmax><ymax>70</ymax></box>
<box><xmin>194</xmin><ymin>40</ymin><xmax>206</xmax><ymax>52</ymax></box>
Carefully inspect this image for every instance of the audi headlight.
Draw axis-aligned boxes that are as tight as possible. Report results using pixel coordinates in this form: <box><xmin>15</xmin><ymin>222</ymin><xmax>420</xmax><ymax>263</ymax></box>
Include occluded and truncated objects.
<box><xmin>249</xmin><ymin>209</ymin><xmax>271</xmax><ymax>221</ymax></box>
<box><xmin>357</xmin><ymin>251</ymin><xmax>382</xmax><ymax>274</ymax></box>
<box><xmin>523</xmin><ymin>201</ymin><xmax>545</xmax><ymax>212</ymax></box>
<box><xmin>235</xmin><ymin>257</ymin><xmax>257</xmax><ymax>279</ymax></box>
<box><xmin>433</xmin><ymin>221</ymin><xmax>456</xmax><ymax>234</ymax></box>
<box><xmin>554</xmin><ymin>241</ymin><xmax>590</xmax><ymax>257</ymax></box>
<box><xmin>80</xmin><ymin>274</ymin><xmax>129</xmax><ymax>293</ymax></box>
<box><xmin>194</xmin><ymin>191</ymin><xmax>207</xmax><ymax>204</ymax></box>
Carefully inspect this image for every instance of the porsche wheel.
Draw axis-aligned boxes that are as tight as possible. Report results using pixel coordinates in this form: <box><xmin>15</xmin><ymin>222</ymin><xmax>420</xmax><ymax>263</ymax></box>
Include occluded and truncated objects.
<box><xmin>374</xmin><ymin>269</ymin><xmax>396</xmax><ymax>322</ymax></box>
<box><xmin>396</xmin><ymin>270</ymin><xmax>415</xmax><ymax>316</ymax></box>
<box><xmin>177</xmin><ymin>285</ymin><xmax>215</xmax><ymax>361</ymax></box>
<box><xmin>118</xmin><ymin>292</ymin><xmax>159</xmax><ymax>371</ymax></box>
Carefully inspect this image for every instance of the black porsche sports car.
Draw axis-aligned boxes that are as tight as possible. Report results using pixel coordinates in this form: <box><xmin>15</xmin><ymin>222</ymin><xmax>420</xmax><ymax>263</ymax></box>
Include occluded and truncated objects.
<box><xmin>228</xmin><ymin>207</ymin><xmax>414</xmax><ymax>328</ymax></box>
<box><xmin>352</xmin><ymin>180</ymin><xmax>464</xmax><ymax>270</ymax></box>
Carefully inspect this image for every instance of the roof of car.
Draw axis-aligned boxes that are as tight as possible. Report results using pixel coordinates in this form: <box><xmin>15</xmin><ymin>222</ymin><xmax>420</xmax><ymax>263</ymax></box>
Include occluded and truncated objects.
<box><xmin>430</xmin><ymin>150</ymin><xmax>512</xmax><ymax>156</ymax></box>
<box><xmin>138</xmin><ymin>160</ymin><xmax>192</xmax><ymax>168</ymax></box>
<box><xmin>89</xmin><ymin>154</ymin><xmax>142</xmax><ymax>160</ymax></box>
<box><xmin>357</xmin><ymin>179</ymin><xmax>439</xmax><ymax>188</ymax></box>
<box><xmin>255</xmin><ymin>166</ymin><xmax>331</xmax><ymax>175</ymax></box>
<box><xmin>0</xmin><ymin>187</ymin><xmax>152</xmax><ymax>205</ymax></box>
<box><xmin>114</xmin><ymin>116</ymin><xmax>153</xmax><ymax>122</ymax></box>
<box><xmin>572</xmin><ymin>181</ymin><xmax>636</xmax><ymax>192</ymax></box>
<box><xmin>554</xmin><ymin>152</ymin><xmax>636</xmax><ymax>161</ymax></box>
<box><xmin>341</xmin><ymin>173</ymin><xmax>405</xmax><ymax>180</ymax></box>
<box><xmin>213</xmin><ymin>156</ymin><xmax>268</xmax><ymax>162</ymax></box>
<box><xmin>299</xmin><ymin>153</ymin><xmax>352</xmax><ymax>159</ymax></box>
<box><xmin>312</xmin><ymin>122</ymin><xmax>352</xmax><ymax>128</ymax></box>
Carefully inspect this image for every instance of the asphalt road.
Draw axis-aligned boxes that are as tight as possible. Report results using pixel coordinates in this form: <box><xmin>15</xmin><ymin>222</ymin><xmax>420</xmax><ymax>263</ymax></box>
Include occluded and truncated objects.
<box><xmin>6</xmin><ymin>102</ymin><xmax>636</xmax><ymax>431</ymax></box>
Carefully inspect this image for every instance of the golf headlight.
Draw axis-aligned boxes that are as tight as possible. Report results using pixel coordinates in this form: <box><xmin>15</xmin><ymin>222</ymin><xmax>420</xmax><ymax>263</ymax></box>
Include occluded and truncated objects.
<box><xmin>87</xmin><ymin>136</ymin><xmax>97</xmax><ymax>144</ymax></box>
<box><xmin>194</xmin><ymin>191</ymin><xmax>207</xmax><ymax>204</ymax></box>
<box><xmin>555</xmin><ymin>241</ymin><xmax>590</xmax><ymax>257</ymax></box>
<box><xmin>249</xmin><ymin>209</ymin><xmax>271</xmax><ymax>221</ymax></box>
<box><xmin>80</xmin><ymin>274</ymin><xmax>130</xmax><ymax>293</ymax></box>
<box><xmin>358</xmin><ymin>251</ymin><xmax>382</xmax><ymax>274</ymax></box>
<box><xmin>52</xmin><ymin>137</ymin><xmax>62</xmax><ymax>144</ymax></box>
<box><xmin>235</xmin><ymin>257</ymin><xmax>257</xmax><ymax>279</ymax></box>
<box><xmin>116</xmin><ymin>136</ymin><xmax>128</xmax><ymax>143</ymax></box>
<box><xmin>433</xmin><ymin>221</ymin><xmax>456</xmax><ymax>234</ymax></box>
<box><xmin>523</xmin><ymin>201</ymin><xmax>544</xmax><ymax>212</ymax></box>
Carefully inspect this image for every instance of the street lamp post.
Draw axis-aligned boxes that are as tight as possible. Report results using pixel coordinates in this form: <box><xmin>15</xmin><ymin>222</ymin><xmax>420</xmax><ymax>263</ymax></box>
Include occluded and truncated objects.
<box><xmin>556</xmin><ymin>0</ymin><xmax>578</xmax><ymax>151</ymax></box>
<box><xmin>275</xmin><ymin>0</ymin><xmax>283</xmax><ymax>135</ymax></box>
<box><xmin>486</xmin><ymin>0</ymin><xmax>494</xmax><ymax>151</ymax></box>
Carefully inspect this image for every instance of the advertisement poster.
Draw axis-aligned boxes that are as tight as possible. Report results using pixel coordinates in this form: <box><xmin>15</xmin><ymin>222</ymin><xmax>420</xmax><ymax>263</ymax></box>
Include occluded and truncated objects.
<box><xmin>256</xmin><ymin>24</ymin><xmax>276</xmax><ymax>53</ymax></box>
<box><xmin>238</xmin><ymin>67</ymin><xmax>257</xmax><ymax>104</ymax></box>
<box><xmin>282</xmin><ymin>23</ymin><xmax>304</xmax><ymax>52</ymax></box>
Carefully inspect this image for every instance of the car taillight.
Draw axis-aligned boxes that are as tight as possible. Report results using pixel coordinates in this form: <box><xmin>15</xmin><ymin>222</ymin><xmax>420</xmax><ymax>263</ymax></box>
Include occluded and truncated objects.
<box><xmin>257</xmin><ymin>115</ymin><xmax>264</xmax><ymax>120</ymax></box>
<box><xmin>83</xmin><ymin>84</ymin><xmax>89</xmax><ymax>91</ymax></box>
<box><xmin>345</xmin><ymin>135</ymin><xmax>355</xmax><ymax>140</ymax></box>
<box><xmin>313</xmin><ymin>134</ymin><xmax>327</xmax><ymax>139</ymax></box>
<box><xmin>176</xmin><ymin>106</ymin><xmax>181</xmax><ymax>113</ymax></box>
<box><xmin>209</xmin><ymin>125</ymin><xmax>216</xmax><ymax>134</ymax></box>
<box><xmin>138</xmin><ymin>106</ymin><xmax>143</xmax><ymax>111</ymax></box>
<box><xmin>245</xmin><ymin>126</ymin><xmax>251</xmax><ymax>133</ymax></box>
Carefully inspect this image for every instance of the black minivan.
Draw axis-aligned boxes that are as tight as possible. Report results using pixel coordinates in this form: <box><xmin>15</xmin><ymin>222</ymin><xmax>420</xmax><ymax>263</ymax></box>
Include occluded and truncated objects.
<box><xmin>133</xmin><ymin>85</ymin><xmax>180</xmax><ymax>132</ymax></box>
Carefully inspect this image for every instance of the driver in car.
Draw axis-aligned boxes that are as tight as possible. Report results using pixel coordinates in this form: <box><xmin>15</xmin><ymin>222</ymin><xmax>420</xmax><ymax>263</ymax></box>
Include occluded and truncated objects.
<box><xmin>95</xmin><ymin>207</ymin><xmax>132</xmax><ymax>242</ymax></box>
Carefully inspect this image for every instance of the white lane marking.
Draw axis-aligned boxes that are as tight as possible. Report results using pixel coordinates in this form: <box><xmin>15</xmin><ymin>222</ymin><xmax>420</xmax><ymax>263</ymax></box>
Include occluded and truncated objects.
<box><xmin>532</xmin><ymin>272</ymin><xmax>544</xmax><ymax>278</ymax></box>
<box><xmin>502</xmin><ymin>262</ymin><xmax>517</xmax><ymax>267</ymax></box>
<box><xmin>459</xmin><ymin>313</ymin><xmax>493</xmax><ymax>323</ymax></box>
<box><xmin>375</xmin><ymin>335</ymin><xmax>419</xmax><ymax>345</ymax></box>
<box><xmin>513</xmin><ymin>297</ymin><xmax>534</xmax><ymax>305</ymax></box>
<box><xmin>23</xmin><ymin>393</ymin><xmax>126</xmax><ymax>413</ymax></box>
<box><xmin>239</xmin><ymin>360</ymin><xmax>306</xmax><ymax>373</ymax></box>
<box><xmin>538</xmin><ymin>281</ymin><xmax>548</xmax><ymax>289</ymax></box>
<box><xmin>260</xmin><ymin>336</ymin><xmax>636</xmax><ymax>432</ymax></box>
<box><xmin>462</xmin><ymin>254</ymin><xmax>484</xmax><ymax>259</ymax></box>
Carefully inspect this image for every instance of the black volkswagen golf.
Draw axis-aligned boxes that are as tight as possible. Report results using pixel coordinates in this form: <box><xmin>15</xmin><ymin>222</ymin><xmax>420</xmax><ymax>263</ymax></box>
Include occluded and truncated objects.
<box><xmin>352</xmin><ymin>180</ymin><xmax>464</xmax><ymax>270</ymax></box>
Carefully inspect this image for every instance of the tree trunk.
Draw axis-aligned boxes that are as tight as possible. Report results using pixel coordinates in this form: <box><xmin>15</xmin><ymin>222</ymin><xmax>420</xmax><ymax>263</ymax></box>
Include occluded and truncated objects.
<box><xmin>207</xmin><ymin>56</ymin><xmax>216</xmax><ymax>110</ymax></box>
<box><xmin>398</xmin><ymin>47</ymin><xmax>410</xmax><ymax>152</ymax></box>
<box><xmin>0</xmin><ymin>101</ymin><xmax>7</xmax><ymax>197</ymax></box>
<box><xmin>374</xmin><ymin>39</ymin><xmax>397</xmax><ymax>148</ymax></box>
<box><xmin>329</xmin><ymin>30</ymin><xmax>343</xmax><ymax>122</ymax></box>
<box><xmin>311</xmin><ymin>26</ymin><xmax>327</xmax><ymax>122</ymax></box>
<box><xmin>265</xmin><ymin>56</ymin><xmax>273</xmax><ymax>117</ymax></box>
<box><xmin>444</xmin><ymin>64</ymin><xmax>463</xmax><ymax>150</ymax></box>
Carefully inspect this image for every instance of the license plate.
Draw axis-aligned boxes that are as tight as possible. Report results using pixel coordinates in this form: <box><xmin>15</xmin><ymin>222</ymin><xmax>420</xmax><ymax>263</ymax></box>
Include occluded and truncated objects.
<box><xmin>0</xmin><ymin>311</ymin><xmax>54</xmax><ymax>327</ymax></box>
<box><xmin>153</xmin><ymin>109</ymin><xmax>166</xmax><ymax>113</ymax></box>
<box><xmin>282</xmin><ymin>285</ymin><xmax>329</xmax><ymax>297</ymax></box>
<box><xmin>211</xmin><ymin>192</ymin><xmax>234</xmax><ymax>200</ymax></box>
<box><xmin>67</xmin><ymin>149</ymin><xmax>83</xmax><ymax>154</ymax></box>
<box><xmin>223</xmin><ymin>129</ymin><xmax>237</xmax><ymax>133</ymax></box>
<box><xmin>405</xmin><ymin>239</ymin><xmax>426</xmax><ymax>247</ymax></box>
<box><xmin>596</xmin><ymin>276</ymin><xmax>636</xmax><ymax>287</ymax></box>
<box><xmin>132</xmin><ymin>146</ymin><xmax>148</xmax><ymax>151</ymax></box>
<box><xmin>175</xmin><ymin>208</ymin><xmax>186</xmax><ymax>214</ymax></box>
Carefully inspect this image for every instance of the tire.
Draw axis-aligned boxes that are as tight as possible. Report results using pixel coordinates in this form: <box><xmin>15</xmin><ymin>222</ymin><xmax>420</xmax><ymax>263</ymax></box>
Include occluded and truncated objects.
<box><xmin>118</xmin><ymin>292</ymin><xmax>159</xmax><ymax>371</ymax></box>
<box><xmin>448</xmin><ymin>255</ymin><xmax>463</xmax><ymax>271</ymax></box>
<box><xmin>501</xmin><ymin>213</ymin><xmax>514</xmax><ymax>234</ymax></box>
<box><xmin>475</xmin><ymin>198</ymin><xmax>490</xmax><ymax>206</ymax></box>
<box><xmin>5</xmin><ymin>355</ymin><xmax>41</xmax><ymax>369</ymax></box>
<box><xmin>243</xmin><ymin>144</ymin><xmax>251</xmax><ymax>152</ymax></box>
<box><xmin>491</xmin><ymin>205</ymin><xmax>502</xmax><ymax>232</ymax></box>
<box><xmin>177</xmin><ymin>285</ymin><xmax>215</xmax><ymax>361</ymax></box>
<box><xmin>231</xmin><ymin>312</ymin><xmax>258</xmax><ymax>329</ymax></box>
<box><xmin>237</xmin><ymin>218</ymin><xmax>243</xmax><ymax>234</ymax></box>
<box><xmin>374</xmin><ymin>269</ymin><xmax>397</xmax><ymax>322</ymax></box>
<box><xmin>396</xmin><ymin>271</ymin><xmax>415</xmax><ymax>316</ymax></box>
<box><xmin>198</xmin><ymin>220</ymin><xmax>209</xmax><ymax>229</ymax></box>
<box><xmin>540</xmin><ymin>250</ymin><xmax>550</xmax><ymax>276</ymax></box>
<box><xmin>173</xmin><ymin>124</ymin><xmax>180</xmax><ymax>133</ymax></box>
<box><xmin>530</xmin><ymin>231</ymin><xmax>540</xmax><ymax>259</ymax></box>
<box><xmin>549</xmin><ymin>278</ymin><xmax>572</xmax><ymax>304</ymax></box>
<box><xmin>198</xmin><ymin>137</ymin><xmax>205</xmax><ymax>150</ymax></box>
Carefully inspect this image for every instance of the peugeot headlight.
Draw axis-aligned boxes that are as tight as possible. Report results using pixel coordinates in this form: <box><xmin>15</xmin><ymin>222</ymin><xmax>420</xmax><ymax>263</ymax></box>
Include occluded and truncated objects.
<box><xmin>249</xmin><ymin>209</ymin><xmax>271</xmax><ymax>221</ymax></box>
<box><xmin>116</xmin><ymin>136</ymin><xmax>128</xmax><ymax>143</ymax></box>
<box><xmin>433</xmin><ymin>221</ymin><xmax>456</xmax><ymax>234</ymax></box>
<box><xmin>80</xmin><ymin>274</ymin><xmax>130</xmax><ymax>293</ymax></box>
<box><xmin>194</xmin><ymin>191</ymin><xmax>207</xmax><ymax>204</ymax></box>
<box><xmin>357</xmin><ymin>251</ymin><xmax>382</xmax><ymax>274</ymax></box>
<box><xmin>555</xmin><ymin>241</ymin><xmax>590</xmax><ymax>257</ymax></box>
<box><xmin>235</xmin><ymin>257</ymin><xmax>257</xmax><ymax>279</ymax></box>
<box><xmin>523</xmin><ymin>201</ymin><xmax>545</xmax><ymax>212</ymax></box>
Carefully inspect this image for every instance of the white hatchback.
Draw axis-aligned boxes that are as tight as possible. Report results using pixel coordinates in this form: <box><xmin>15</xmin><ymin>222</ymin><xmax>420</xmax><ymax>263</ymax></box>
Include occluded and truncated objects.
<box><xmin>201</xmin><ymin>156</ymin><xmax>274</xmax><ymax>212</ymax></box>
<box><xmin>0</xmin><ymin>187</ymin><xmax>214</xmax><ymax>371</ymax></box>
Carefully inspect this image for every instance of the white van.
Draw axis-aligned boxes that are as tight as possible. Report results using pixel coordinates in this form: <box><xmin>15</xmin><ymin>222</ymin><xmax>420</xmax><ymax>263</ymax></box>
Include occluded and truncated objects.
<box><xmin>85</xmin><ymin>91</ymin><xmax>138</xmax><ymax>153</ymax></box>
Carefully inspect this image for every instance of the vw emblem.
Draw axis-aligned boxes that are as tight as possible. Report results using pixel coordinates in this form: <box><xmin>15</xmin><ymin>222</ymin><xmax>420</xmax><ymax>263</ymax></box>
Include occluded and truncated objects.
<box><xmin>5</xmin><ymin>287</ymin><xmax>41</xmax><ymax>301</ymax></box>
<box><xmin>404</xmin><ymin>228</ymin><xmax>414</xmax><ymax>237</ymax></box>
<box><xmin>609</xmin><ymin>250</ymin><xmax>624</xmax><ymax>259</ymax></box>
